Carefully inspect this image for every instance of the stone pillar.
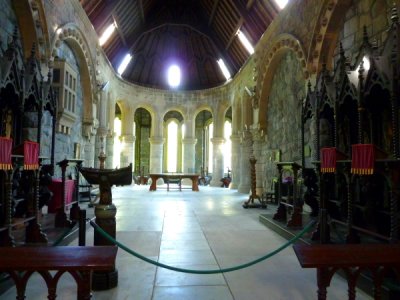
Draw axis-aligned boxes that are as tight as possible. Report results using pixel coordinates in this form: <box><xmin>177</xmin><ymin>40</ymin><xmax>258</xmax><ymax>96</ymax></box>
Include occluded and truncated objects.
<box><xmin>83</xmin><ymin>137</ymin><xmax>96</xmax><ymax>167</ymax></box>
<box><xmin>238</xmin><ymin>130</ymin><xmax>253</xmax><ymax>194</ymax></box>
<box><xmin>252</xmin><ymin>130</ymin><xmax>264</xmax><ymax>196</ymax></box>
<box><xmin>120</xmin><ymin>106</ymin><xmax>135</xmax><ymax>168</ymax></box>
<box><xmin>106</xmin><ymin>95</ymin><xmax>116</xmax><ymax>168</ymax></box>
<box><xmin>182</xmin><ymin>138</ymin><xmax>197</xmax><ymax>173</ymax></box>
<box><xmin>230</xmin><ymin>134</ymin><xmax>241</xmax><ymax>189</ymax></box>
<box><xmin>149</xmin><ymin>136</ymin><xmax>164</xmax><ymax>173</ymax></box>
<box><xmin>120</xmin><ymin>134</ymin><xmax>135</xmax><ymax>167</ymax></box>
<box><xmin>209</xmin><ymin>137</ymin><xmax>225</xmax><ymax>187</ymax></box>
<box><xmin>105</xmin><ymin>133</ymin><xmax>114</xmax><ymax>169</ymax></box>
<box><xmin>95</xmin><ymin>127</ymin><xmax>108</xmax><ymax>169</ymax></box>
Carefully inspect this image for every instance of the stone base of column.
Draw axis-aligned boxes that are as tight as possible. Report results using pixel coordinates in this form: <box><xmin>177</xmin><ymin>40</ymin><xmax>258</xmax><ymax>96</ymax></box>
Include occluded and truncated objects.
<box><xmin>238</xmin><ymin>184</ymin><xmax>250</xmax><ymax>194</ymax></box>
<box><xmin>229</xmin><ymin>181</ymin><xmax>239</xmax><ymax>189</ymax></box>
<box><xmin>210</xmin><ymin>177</ymin><xmax>222</xmax><ymax>187</ymax></box>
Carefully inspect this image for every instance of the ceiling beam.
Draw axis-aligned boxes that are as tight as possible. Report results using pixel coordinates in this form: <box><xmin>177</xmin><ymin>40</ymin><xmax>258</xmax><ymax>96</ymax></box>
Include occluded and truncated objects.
<box><xmin>208</xmin><ymin>0</ymin><xmax>221</xmax><ymax>26</ymax></box>
<box><xmin>137</xmin><ymin>0</ymin><xmax>145</xmax><ymax>23</ymax></box>
<box><xmin>112</xmin><ymin>13</ymin><xmax>128</xmax><ymax>46</ymax></box>
<box><xmin>125</xmin><ymin>22</ymin><xmax>238</xmax><ymax>74</ymax></box>
<box><xmin>91</xmin><ymin>0</ymin><xmax>119</xmax><ymax>30</ymax></box>
<box><xmin>81</xmin><ymin>0</ymin><xmax>102</xmax><ymax>17</ymax></box>
<box><xmin>246</xmin><ymin>0</ymin><xmax>256</xmax><ymax>10</ymax></box>
<box><xmin>226</xmin><ymin>19</ymin><xmax>243</xmax><ymax>50</ymax></box>
<box><xmin>231</xmin><ymin>0</ymin><xmax>252</xmax><ymax>26</ymax></box>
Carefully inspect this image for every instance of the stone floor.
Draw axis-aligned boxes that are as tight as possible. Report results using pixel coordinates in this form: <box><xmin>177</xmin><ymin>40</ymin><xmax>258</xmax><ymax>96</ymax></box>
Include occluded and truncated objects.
<box><xmin>1</xmin><ymin>184</ymin><xmax>372</xmax><ymax>300</ymax></box>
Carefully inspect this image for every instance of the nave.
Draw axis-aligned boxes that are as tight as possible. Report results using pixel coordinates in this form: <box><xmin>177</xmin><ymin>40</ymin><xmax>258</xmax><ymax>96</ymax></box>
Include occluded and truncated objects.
<box><xmin>2</xmin><ymin>185</ymin><xmax>372</xmax><ymax>300</ymax></box>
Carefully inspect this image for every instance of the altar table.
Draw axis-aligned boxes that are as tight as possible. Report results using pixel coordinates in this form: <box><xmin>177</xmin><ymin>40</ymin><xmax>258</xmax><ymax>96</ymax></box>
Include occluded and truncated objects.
<box><xmin>149</xmin><ymin>173</ymin><xmax>199</xmax><ymax>191</ymax></box>
<box><xmin>48</xmin><ymin>178</ymin><xmax>75</xmax><ymax>213</ymax></box>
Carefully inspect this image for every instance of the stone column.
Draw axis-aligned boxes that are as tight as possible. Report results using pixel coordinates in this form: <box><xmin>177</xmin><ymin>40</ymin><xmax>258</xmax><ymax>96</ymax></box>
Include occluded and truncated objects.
<box><xmin>105</xmin><ymin>133</ymin><xmax>114</xmax><ymax>169</ymax></box>
<box><xmin>252</xmin><ymin>130</ymin><xmax>264</xmax><ymax>196</ymax></box>
<box><xmin>182</xmin><ymin>138</ymin><xmax>197</xmax><ymax>173</ymax></box>
<box><xmin>106</xmin><ymin>95</ymin><xmax>116</xmax><ymax>168</ymax></box>
<box><xmin>83</xmin><ymin>137</ymin><xmax>96</xmax><ymax>168</ymax></box>
<box><xmin>238</xmin><ymin>130</ymin><xmax>253</xmax><ymax>194</ymax></box>
<box><xmin>149</xmin><ymin>136</ymin><xmax>164</xmax><ymax>174</ymax></box>
<box><xmin>120</xmin><ymin>134</ymin><xmax>135</xmax><ymax>168</ymax></box>
<box><xmin>94</xmin><ymin>89</ymin><xmax>109</xmax><ymax>168</ymax></box>
<box><xmin>120</xmin><ymin>106</ymin><xmax>135</xmax><ymax>168</ymax></box>
<box><xmin>230</xmin><ymin>134</ymin><xmax>241</xmax><ymax>189</ymax></box>
<box><xmin>95</xmin><ymin>128</ymin><xmax>108</xmax><ymax>168</ymax></box>
<box><xmin>209</xmin><ymin>137</ymin><xmax>225</xmax><ymax>187</ymax></box>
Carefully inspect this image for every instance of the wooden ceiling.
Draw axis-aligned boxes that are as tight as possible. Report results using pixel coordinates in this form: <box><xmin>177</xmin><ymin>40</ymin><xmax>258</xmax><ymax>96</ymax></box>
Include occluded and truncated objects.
<box><xmin>79</xmin><ymin>0</ymin><xmax>280</xmax><ymax>90</ymax></box>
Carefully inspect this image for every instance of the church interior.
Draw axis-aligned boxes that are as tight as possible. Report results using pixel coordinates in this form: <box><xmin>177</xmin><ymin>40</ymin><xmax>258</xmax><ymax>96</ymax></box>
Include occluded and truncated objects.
<box><xmin>0</xmin><ymin>0</ymin><xmax>400</xmax><ymax>299</ymax></box>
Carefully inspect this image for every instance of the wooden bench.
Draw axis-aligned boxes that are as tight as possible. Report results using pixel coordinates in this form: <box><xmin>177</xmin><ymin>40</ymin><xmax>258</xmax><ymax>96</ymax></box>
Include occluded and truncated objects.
<box><xmin>293</xmin><ymin>244</ymin><xmax>400</xmax><ymax>300</ymax></box>
<box><xmin>0</xmin><ymin>246</ymin><xmax>118</xmax><ymax>300</ymax></box>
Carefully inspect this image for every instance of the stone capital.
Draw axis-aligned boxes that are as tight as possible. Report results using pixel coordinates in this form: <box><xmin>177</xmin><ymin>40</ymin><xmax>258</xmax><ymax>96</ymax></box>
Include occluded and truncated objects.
<box><xmin>97</xmin><ymin>126</ymin><xmax>108</xmax><ymax>137</ymax></box>
<box><xmin>230</xmin><ymin>134</ymin><xmax>241</xmax><ymax>143</ymax></box>
<box><xmin>149</xmin><ymin>136</ymin><xmax>165</xmax><ymax>145</ymax></box>
<box><xmin>210</xmin><ymin>137</ymin><xmax>225</xmax><ymax>144</ymax></box>
<box><xmin>182</xmin><ymin>138</ymin><xmax>197</xmax><ymax>145</ymax></box>
<box><xmin>121</xmin><ymin>134</ymin><xmax>136</xmax><ymax>143</ymax></box>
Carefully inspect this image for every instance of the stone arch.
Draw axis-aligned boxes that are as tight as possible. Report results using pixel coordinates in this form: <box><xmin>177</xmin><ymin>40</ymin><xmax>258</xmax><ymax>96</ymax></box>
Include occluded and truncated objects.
<box><xmin>133</xmin><ymin>103</ymin><xmax>156</xmax><ymax>123</ymax></box>
<box><xmin>162</xmin><ymin>106</ymin><xmax>186</xmax><ymax>122</ymax></box>
<box><xmin>50</xmin><ymin>23</ymin><xmax>97</xmax><ymax>131</ymax></box>
<box><xmin>308</xmin><ymin>0</ymin><xmax>352</xmax><ymax>75</ymax></box>
<box><xmin>224</xmin><ymin>105</ymin><xmax>232</xmax><ymax>120</ymax></box>
<box><xmin>115</xmin><ymin>101</ymin><xmax>124</xmax><ymax>120</ymax></box>
<box><xmin>193</xmin><ymin>105</ymin><xmax>213</xmax><ymax>120</ymax></box>
<box><xmin>257</xmin><ymin>34</ymin><xmax>308</xmax><ymax>133</ymax></box>
<box><xmin>12</xmin><ymin>0</ymin><xmax>46</xmax><ymax>61</ymax></box>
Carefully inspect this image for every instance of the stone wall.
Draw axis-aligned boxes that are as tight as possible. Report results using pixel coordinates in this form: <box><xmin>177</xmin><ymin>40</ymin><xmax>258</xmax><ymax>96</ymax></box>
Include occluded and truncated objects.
<box><xmin>264</xmin><ymin>51</ymin><xmax>306</xmax><ymax>182</ymax></box>
<box><xmin>0</xmin><ymin>0</ymin><xmax>16</xmax><ymax>43</ymax></box>
<box><xmin>335</xmin><ymin>0</ymin><xmax>391</xmax><ymax>61</ymax></box>
<box><xmin>50</xmin><ymin>42</ymin><xmax>84</xmax><ymax>178</ymax></box>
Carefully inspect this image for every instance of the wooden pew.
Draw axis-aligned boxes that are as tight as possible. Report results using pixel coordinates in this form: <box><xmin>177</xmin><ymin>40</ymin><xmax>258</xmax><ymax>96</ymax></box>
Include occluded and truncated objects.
<box><xmin>293</xmin><ymin>244</ymin><xmax>400</xmax><ymax>300</ymax></box>
<box><xmin>0</xmin><ymin>246</ymin><xmax>118</xmax><ymax>300</ymax></box>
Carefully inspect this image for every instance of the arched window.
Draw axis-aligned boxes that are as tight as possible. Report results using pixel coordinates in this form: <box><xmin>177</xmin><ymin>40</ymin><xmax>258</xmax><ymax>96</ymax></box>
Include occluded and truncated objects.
<box><xmin>207</xmin><ymin>122</ymin><xmax>213</xmax><ymax>173</ymax></box>
<box><xmin>167</xmin><ymin>120</ymin><xmax>179</xmax><ymax>172</ymax></box>
<box><xmin>113</xmin><ymin>117</ymin><xmax>121</xmax><ymax>168</ymax></box>
<box><xmin>223</xmin><ymin>120</ymin><xmax>232</xmax><ymax>174</ymax></box>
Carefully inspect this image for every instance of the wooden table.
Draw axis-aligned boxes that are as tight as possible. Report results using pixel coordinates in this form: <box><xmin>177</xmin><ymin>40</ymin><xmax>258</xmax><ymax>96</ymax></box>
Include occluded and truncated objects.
<box><xmin>149</xmin><ymin>173</ymin><xmax>199</xmax><ymax>191</ymax></box>
<box><xmin>0</xmin><ymin>246</ymin><xmax>118</xmax><ymax>300</ymax></box>
<box><xmin>293</xmin><ymin>244</ymin><xmax>400</xmax><ymax>300</ymax></box>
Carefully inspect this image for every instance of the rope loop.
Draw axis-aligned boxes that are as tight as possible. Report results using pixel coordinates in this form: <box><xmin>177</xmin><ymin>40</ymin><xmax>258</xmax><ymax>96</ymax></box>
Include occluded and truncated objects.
<box><xmin>90</xmin><ymin>219</ymin><xmax>316</xmax><ymax>274</ymax></box>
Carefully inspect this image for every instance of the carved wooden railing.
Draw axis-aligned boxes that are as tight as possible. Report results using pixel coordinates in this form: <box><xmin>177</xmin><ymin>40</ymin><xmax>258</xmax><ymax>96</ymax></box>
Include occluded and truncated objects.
<box><xmin>293</xmin><ymin>244</ymin><xmax>400</xmax><ymax>300</ymax></box>
<box><xmin>0</xmin><ymin>246</ymin><xmax>117</xmax><ymax>300</ymax></box>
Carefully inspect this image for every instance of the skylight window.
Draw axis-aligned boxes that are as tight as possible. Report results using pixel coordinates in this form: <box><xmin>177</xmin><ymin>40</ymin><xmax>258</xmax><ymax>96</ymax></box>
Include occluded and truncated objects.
<box><xmin>237</xmin><ymin>30</ymin><xmax>254</xmax><ymax>55</ymax></box>
<box><xmin>99</xmin><ymin>22</ymin><xmax>116</xmax><ymax>46</ymax></box>
<box><xmin>274</xmin><ymin>0</ymin><xmax>288</xmax><ymax>9</ymax></box>
<box><xmin>117</xmin><ymin>53</ymin><xmax>132</xmax><ymax>75</ymax></box>
<box><xmin>217</xmin><ymin>59</ymin><xmax>231</xmax><ymax>81</ymax></box>
<box><xmin>167</xmin><ymin>65</ymin><xmax>181</xmax><ymax>88</ymax></box>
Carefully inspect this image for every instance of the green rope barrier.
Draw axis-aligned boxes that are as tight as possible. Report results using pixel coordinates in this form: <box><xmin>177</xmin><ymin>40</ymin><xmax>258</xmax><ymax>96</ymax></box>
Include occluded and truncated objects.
<box><xmin>90</xmin><ymin>219</ymin><xmax>316</xmax><ymax>274</ymax></box>
<box><xmin>53</xmin><ymin>222</ymin><xmax>78</xmax><ymax>246</ymax></box>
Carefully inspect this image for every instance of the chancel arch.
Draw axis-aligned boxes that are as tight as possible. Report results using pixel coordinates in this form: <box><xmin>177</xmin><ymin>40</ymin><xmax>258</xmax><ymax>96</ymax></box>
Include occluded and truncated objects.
<box><xmin>257</xmin><ymin>34</ymin><xmax>308</xmax><ymax>134</ymax></box>
<box><xmin>12</xmin><ymin>0</ymin><xmax>53</xmax><ymax>66</ymax></box>
<box><xmin>50</xmin><ymin>23</ymin><xmax>97</xmax><ymax>146</ymax></box>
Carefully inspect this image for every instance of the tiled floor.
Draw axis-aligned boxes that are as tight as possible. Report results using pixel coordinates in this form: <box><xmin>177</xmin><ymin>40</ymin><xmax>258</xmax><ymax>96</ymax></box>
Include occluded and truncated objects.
<box><xmin>2</xmin><ymin>185</ymin><xmax>372</xmax><ymax>299</ymax></box>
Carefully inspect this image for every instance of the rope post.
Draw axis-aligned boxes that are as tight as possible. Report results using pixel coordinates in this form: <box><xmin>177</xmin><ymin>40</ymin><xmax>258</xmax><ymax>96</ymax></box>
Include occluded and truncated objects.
<box><xmin>78</xmin><ymin>209</ymin><xmax>86</xmax><ymax>246</ymax></box>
